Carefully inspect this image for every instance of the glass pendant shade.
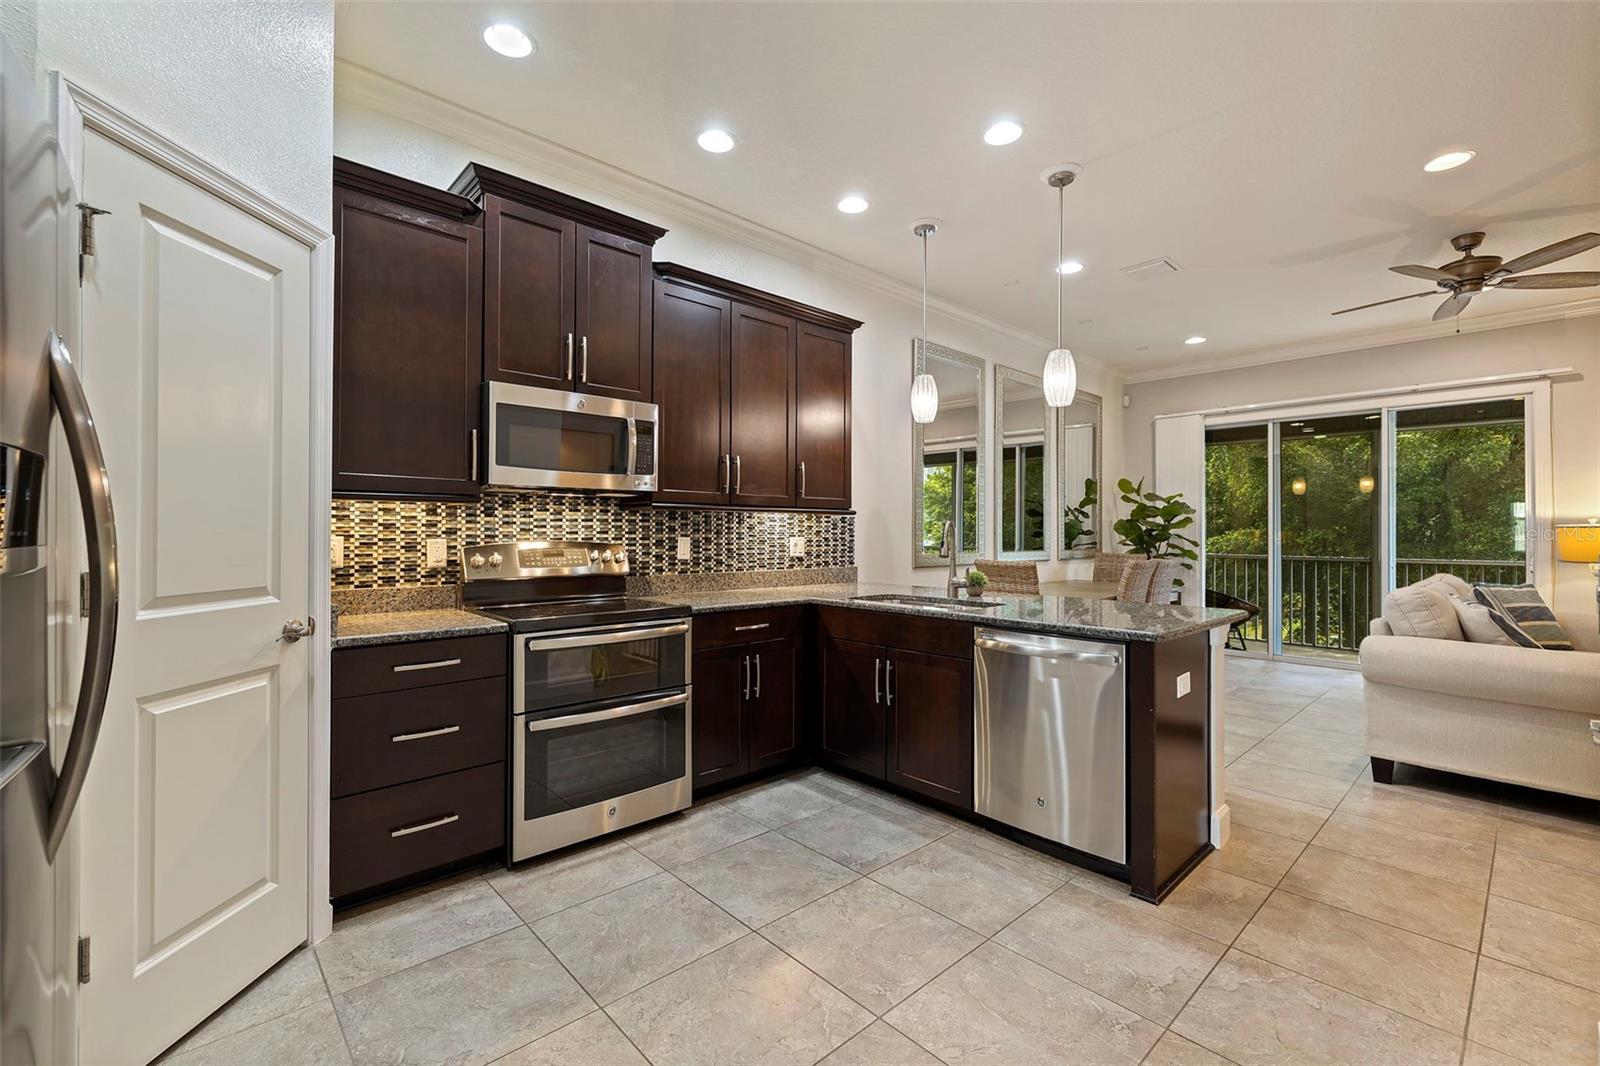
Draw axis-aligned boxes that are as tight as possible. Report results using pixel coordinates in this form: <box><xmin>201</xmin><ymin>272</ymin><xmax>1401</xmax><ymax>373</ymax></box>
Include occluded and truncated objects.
<box><xmin>910</xmin><ymin>372</ymin><xmax>940</xmax><ymax>424</ymax></box>
<box><xmin>1043</xmin><ymin>347</ymin><xmax>1077</xmax><ymax>407</ymax></box>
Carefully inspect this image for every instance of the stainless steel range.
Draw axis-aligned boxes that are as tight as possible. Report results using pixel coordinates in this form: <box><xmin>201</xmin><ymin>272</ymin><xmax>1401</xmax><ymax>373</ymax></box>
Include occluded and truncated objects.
<box><xmin>461</xmin><ymin>541</ymin><xmax>691</xmax><ymax>862</ymax></box>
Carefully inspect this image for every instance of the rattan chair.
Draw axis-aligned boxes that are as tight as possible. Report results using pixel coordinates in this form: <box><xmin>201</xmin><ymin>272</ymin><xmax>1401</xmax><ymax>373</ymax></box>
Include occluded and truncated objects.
<box><xmin>1092</xmin><ymin>551</ymin><xmax>1134</xmax><ymax>585</ymax></box>
<box><xmin>970</xmin><ymin>559</ymin><xmax>1040</xmax><ymax>595</ymax></box>
<box><xmin>1116</xmin><ymin>559</ymin><xmax>1186</xmax><ymax>604</ymax></box>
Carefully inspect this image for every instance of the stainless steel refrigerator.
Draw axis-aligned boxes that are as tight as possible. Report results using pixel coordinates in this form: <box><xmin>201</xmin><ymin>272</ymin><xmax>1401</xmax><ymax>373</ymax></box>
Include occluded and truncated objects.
<box><xmin>1</xmin><ymin>38</ymin><xmax>118</xmax><ymax>1066</ymax></box>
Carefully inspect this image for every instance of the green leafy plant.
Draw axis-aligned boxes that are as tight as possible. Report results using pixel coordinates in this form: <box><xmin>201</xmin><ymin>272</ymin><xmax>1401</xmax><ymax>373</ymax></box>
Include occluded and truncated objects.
<box><xmin>965</xmin><ymin>568</ymin><xmax>989</xmax><ymax>591</ymax></box>
<box><xmin>1061</xmin><ymin>477</ymin><xmax>1099</xmax><ymax>551</ymax></box>
<box><xmin>1112</xmin><ymin>477</ymin><xmax>1199</xmax><ymax>579</ymax></box>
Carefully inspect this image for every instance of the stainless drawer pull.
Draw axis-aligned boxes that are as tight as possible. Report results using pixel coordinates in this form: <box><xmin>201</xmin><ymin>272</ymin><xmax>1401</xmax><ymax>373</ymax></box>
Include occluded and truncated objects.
<box><xmin>527</xmin><ymin>691</ymin><xmax>689</xmax><ymax>732</ymax></box>
<box><xmin>524</xmin><ymin>621</ymin><xmax>688</xmax><ymax>652</ymax></box>
<box><xmin>732</xmin><ymin>622</ymin><xmax>770</xmax><ymax>632</ymax></box>
<box><xmin>391</xmin><ymin>725</ymin><xmax>461</xmax><ymax>743</ymax></box>
<box><xmin>390</xmin><ymin>813</ymin><xmax>459</xmax><ymax>838</ymax></box>
<box><xmin>392</xmin><ymin>658</ymin><xmax>462</xmax><ymax>673</ymax></box>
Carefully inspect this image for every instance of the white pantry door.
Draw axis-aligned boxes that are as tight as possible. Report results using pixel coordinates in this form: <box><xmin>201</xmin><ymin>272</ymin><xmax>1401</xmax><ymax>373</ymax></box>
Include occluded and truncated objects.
<box><xmin>76</xmin><ymin>128</ymin><xmax>313</xmax><ymax>1065</ymax></box>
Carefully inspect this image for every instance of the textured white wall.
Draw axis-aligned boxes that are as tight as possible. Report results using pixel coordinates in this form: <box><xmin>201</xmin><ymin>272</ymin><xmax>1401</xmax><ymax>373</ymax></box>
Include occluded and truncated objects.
<box><xmin>334</xmin><ymin>93</ymin><xmax>1123</xmax><ymax>587</ymax></box>
<box><xmin>34</xmin><ymin>0</ymin><xmax>333</xmax><ymax>230</ymax></box>
<box><xmin>1123</xmin><ymin>315</ymin><xmax>1600</xmax><ymax>619</ymax></box>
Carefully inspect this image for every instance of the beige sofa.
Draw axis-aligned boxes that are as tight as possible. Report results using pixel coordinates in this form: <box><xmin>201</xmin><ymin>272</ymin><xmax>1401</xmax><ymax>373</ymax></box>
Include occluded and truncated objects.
<box><xmin>1361</xmin><ymin>591</ymin><xmax>1600</xmax><ymax>801</ymax></box>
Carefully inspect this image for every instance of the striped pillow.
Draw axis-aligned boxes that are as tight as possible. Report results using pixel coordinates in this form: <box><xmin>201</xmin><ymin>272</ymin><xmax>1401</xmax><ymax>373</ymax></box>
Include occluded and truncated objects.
<box><xmin>1472</xmin><ymin>583</ymin><xmax>1573</xmax><ymax>651</ymax></box>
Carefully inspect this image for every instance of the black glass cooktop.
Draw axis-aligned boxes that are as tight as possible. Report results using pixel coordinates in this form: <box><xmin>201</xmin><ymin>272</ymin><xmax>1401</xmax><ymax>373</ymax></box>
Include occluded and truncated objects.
<box><xmin>478</xmin><ymin>597</ymin><xmax>688</xmax><ymax>634</ymax></box>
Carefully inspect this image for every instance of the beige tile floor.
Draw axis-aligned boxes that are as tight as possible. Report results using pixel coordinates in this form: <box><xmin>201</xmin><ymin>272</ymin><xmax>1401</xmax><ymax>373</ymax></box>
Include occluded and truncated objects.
<box><xmin>163</xmin><ymin>658</ymin><xmax>1600</xmax><ymax>1066</ymax></box>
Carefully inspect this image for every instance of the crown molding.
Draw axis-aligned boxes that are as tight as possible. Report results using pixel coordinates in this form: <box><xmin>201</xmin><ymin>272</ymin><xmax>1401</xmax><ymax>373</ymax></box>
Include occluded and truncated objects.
<box><xmin>333</xmin><ymin>60</ymin><xmax>1081</xmax><ymax>362</ymax></box>
<box><xmin>1120</xmin><ymin>296</ymin><xmax>1600</xmax><ymax>385</ymax></box>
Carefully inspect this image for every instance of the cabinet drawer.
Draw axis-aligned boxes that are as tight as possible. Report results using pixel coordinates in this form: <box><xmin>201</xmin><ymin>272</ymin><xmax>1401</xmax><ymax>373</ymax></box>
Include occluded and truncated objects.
<box><xmin>330</xmin><ymin>762</ymin><xmax>505</xmax><ymax>901</ymax></box>
<box><xmin>694</xmin><ymin>606</ymin><xmax>805</xmax><ymax>650</ymax></box>
<box><xmin>816</xmin><ymin>606</ymin><xmax>974</xmax><ymax>660</ymax></box>
<box><xmin>332</xmin><ymin>677</ymin><xmax>507</xmax><ymax>798</ymax></box>
<box><xmin>334</xmin><ymin>635</ymin><xmax>505</xmax><ymax>699</ymax></box>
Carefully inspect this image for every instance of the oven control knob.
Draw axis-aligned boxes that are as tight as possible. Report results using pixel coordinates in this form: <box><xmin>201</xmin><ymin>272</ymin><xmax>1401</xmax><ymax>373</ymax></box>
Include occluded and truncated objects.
<box><xmin>615</xmin><ymin>550</ymin><xmax>627</xmax><ymax>566</ymax></box>
<box><xmin>588</xmin><ymin>549</ymin><xmax>600</xmax><ymax>562</ymax></box>
<box><xmin>469</xmin><ymin>553</ymin><xmax>486</xmax><ymax>569</ymax></box>
<box><xmin>601</xmin><ymin>549</ymin><xmax>614</xmax><ymax>563</ymax></box>
<box><xmin>488</xmin><ymin>552</ymin><xmax>503</xmax><ymax>567</ymax></box>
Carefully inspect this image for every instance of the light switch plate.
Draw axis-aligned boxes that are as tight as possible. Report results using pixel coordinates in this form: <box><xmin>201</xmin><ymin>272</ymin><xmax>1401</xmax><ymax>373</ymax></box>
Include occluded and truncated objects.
<box><xmin>676</xmin><ymin>536</ymin><xmax>692</xmax><ymax>561</ymax></box>
<box><xmin>1176</xmin><ymin>671</ymin><xmax>1191</xmax><ymax>698</ymax></box>
<box><xmin>424</xmin><ymin>538</ymin><xmax>448</xmax><ymax>568</ymax></box>
<box><xmin>788</xmin><ymin>536</ymin><xmax>806</xmax><ymax>557</ymax></box>
<box><xmin>330</xmin><ymin>534</ymin><xmax>344</xmax><ymax>568</ymax></box>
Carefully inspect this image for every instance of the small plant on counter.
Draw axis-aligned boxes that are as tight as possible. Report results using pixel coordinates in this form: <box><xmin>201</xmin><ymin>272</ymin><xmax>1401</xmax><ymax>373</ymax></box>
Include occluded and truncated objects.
<box><xmin>1112</xmin><ymin>477</ymin><xmax>1199</xmax><ymax>584</ymax></box>
<box><xmin>1061</xmin><ymin>477</ymin><xmax>1099</xmax><ymax>553</ymax></box>
<box><xmin>965</xmin><ymin>568</ymin><xmax>989</xmax><ymax>592</ymax></box>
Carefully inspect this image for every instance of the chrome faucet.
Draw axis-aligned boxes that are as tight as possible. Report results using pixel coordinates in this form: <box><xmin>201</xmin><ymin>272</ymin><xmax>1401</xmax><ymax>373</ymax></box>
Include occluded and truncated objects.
<box><xmin>939</xmin><ymin>520</ymin><xmax>967</xmax><ymax>599</ymax></box>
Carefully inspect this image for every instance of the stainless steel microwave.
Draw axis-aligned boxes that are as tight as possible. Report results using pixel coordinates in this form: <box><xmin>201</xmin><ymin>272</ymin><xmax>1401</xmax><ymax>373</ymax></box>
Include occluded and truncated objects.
<box><xmin>484</xmin><ymin>381</ymin><xmax>657</xmax><ymax>492</ymax></box>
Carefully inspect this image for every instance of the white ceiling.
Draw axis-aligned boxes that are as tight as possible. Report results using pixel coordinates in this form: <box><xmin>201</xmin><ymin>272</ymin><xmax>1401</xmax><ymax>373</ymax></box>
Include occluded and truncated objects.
<box><xmin>334</xmin><ymin>2</ymin><xmax>1600</xmax><ymax>374</ymax></box>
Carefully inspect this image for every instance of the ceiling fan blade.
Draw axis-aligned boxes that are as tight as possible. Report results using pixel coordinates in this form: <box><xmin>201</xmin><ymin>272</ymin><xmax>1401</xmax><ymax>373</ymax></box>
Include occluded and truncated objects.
<box><xmin>1493</xmin><ymin>271</ymin><xmax>1600</xmax><ymax>289</ymax></box>
<box><xmin>1330</xmin><ymin>290</ymin><xmax>1438</xmax><ymax>315</ymax></box>
<box><xmin>1498</xmin><ymin>232</ymin><xmax>1600</xmax><ymax>275</ymax></box>
<box><xmin>1432</xmin><ymin>291</ymin><xmax>1474</xmax><ymax>321</ymax></box>
<box><xmin>1389</xmin><ymin>264</ymin><xmax>1455</xmax><ymax>282</ymax></box>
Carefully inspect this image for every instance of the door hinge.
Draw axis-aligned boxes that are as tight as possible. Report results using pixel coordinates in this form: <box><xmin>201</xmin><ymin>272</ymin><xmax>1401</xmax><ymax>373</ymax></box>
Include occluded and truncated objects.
<box><xmin>76</xmin><ymin>202</ymin><xmax>110</xmax><ymax>284</ymax></box>
<box><xmin>77</xmin><ymin>936</ymin><xmax>91</xmax><ymax>984</ymax></box>
<box><xmin>79</xmin><ymin>571</ymin><xmax>91</xmax><ymax>618</ymax></box>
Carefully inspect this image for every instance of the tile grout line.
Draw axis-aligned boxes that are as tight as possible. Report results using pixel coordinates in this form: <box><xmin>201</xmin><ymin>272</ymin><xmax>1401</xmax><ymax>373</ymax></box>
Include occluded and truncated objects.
<box><xmin>310</xmin><ymin>940</ymin><xmax>359</xmax><ymax>1066</ymax></box>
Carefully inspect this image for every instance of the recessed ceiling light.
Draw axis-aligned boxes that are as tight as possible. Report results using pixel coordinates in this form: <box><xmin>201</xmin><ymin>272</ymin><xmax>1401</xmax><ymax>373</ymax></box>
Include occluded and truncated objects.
<box><xmin>837</xmin><ymin>195</ymin><xmax>869</xmax><ymax>214</ymax></box>
<box><xmin>1056</xmin><ymin>259</ymin><xmax>1084</xmax><ymax>275</ymax></box>
<box><xmin>1423</xmin><ymin>149</ymin><xmax>1475</xmax><ymax>173</ymax></box>
<box><xmin>482</xmin><ymin>23</ymin><xmax>534</xmax><ymax>58</ymax></box>
<box><xmin>984</xmin><ymin>120</ymin><xmax>1024</xmax><ymax>146</ymax></box>
<box><xmin>696</xmin><ymin>129</ymin><xmax>735</xmax><ymax>153</ymax></box>
<box><xmin>1185</xmin><ymin>335</ymin><xmax>1207</xmax><ymax>345</ymax></box>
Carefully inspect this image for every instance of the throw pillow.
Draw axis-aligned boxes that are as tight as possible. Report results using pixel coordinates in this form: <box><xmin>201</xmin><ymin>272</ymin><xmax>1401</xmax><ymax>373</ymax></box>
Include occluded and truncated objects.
<box><xmin>1449</xmin><ymin>595</ymin><xmax>1516</xmax><ymax>646</ymax></box>
<box><xmin>1473</xmin><ymin>584</ymin><xmax>1574</xmax><ymax>651</ymax></box>
<box><xmin>1417</xmin><ymin>572</ymin><xmax>1474</xmax><ymax>601</ymax></box>
<box><xmin>1381</xmin><ymin>584</ymin><xmax>1464</xmax><ymax>640</ymax></box>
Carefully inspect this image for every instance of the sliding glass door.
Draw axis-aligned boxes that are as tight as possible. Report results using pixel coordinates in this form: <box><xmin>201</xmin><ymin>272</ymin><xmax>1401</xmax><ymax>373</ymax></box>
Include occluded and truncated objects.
<box><xmin>1203</xmin><ymin>392</ymin><xmax>1531</xmax><ymax>665</ymax></box>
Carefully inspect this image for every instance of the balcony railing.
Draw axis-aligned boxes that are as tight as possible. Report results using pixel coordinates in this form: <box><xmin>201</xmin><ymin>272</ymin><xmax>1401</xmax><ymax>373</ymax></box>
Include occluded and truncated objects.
<box><xmin>1209</xmin><ymin>553</ymin><xmax>1526</xmax><ymax>653</ymax></box>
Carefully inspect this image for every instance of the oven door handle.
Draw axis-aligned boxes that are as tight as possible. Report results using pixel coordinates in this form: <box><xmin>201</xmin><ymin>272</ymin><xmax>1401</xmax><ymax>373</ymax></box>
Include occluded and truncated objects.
<box><xmin>523</xmin><ymin>621</ymin><xmax>689</xmax><ymax>652</ymax></box>
<box><xmin>526</xmin><ymin>691</ymin><xmax>689</xmax><ymax>733</ymax></box>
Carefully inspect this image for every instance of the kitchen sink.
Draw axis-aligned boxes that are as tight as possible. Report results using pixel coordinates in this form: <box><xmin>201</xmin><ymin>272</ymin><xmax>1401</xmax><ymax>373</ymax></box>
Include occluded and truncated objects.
<box><xmin>851</xmin><ymin>593</ymin><xmax>1006</xmax><ymax>612</ymax></box>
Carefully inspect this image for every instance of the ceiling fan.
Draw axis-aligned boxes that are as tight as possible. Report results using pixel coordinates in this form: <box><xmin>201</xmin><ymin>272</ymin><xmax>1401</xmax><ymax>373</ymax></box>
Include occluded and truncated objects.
<box><xmin>1332</xmin><ymin>230</ymin><xmax>1600</xmax><ymax>320</ymax></box>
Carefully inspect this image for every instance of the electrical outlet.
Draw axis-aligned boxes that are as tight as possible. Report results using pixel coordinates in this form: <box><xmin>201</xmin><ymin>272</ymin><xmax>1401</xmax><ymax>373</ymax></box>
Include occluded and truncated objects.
<box><xmin>1176</xmin><ymin>671</ymin><xmax>1191</xmax><ymax>698</ymax></box>
<box><xmin>425</xmin><ymin>538</ymin><xmax>448</xmax><ymax>568</ymax></box>
<box><xmin>788</xmin><ymin>536</ymin><xmax>806</xmax><ymax>558</ymax></box>
<box><xmin>329</xmin><ymin>535</ymin><xmax>345</xmax><ymax>568</ymax></box>
<box><xmin>676</xmin><ymin>536</ymin><xmax>692</xmax><ymax>561</ymax></box>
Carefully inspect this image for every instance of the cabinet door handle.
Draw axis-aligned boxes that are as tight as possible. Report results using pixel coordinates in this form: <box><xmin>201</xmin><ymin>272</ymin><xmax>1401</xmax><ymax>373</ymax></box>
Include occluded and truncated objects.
<box><xmin>390</xmin><ymin>813</ymin><xmax>458</xmax><ymax>838</ymax></box>
<box><xmin>732</xmin><ymin>622</ymin><xmax>769</xmax><ymax>632</ymax></box>
<box><xmin>580</xmin><ymin>336</ymin><xmax>589</xmax><ymax>383</ymax></box>
<box><xmin>565</xmin><ymin>333</ymin><xmax>574</xmax><ymax>380</ymax></box>
<box><xmin>392</xmin><ymin>658</ymin><xmax>462</xmax><ymax>673</ymax></box>
<box><xmin>470</xmin><ymin>428</ymin><xmax>479</xmax><ymax>482</ymax></box>
<box><xmin>873</xmin><ymin>657</ymin><xmax>882</xmax><ymax>705</ymax></box>
<box><xmin>755</xmin><ymin>653</ymin><xmax>762</xmax><ymax>698</ymax></box>
<box><xmin>742</xmin><ymin>654</ymin><xmax>751</xmax><ymax>700</ymax></box>
<box><xmin>798</xmin><ymin>461</ymin><xmax>806</xmax><ymax>499</ymax></box>
<box><xmin>722</xmin><ymin>453</ymin><xmax>731</xmax><ymax>494</ymax></box>
<box><xmin>734</xmin><ymin>454</ymin><xmax>742</xmax><ymax>495</ymax></box>
<box><xmin>885</xmin><ymin>660</ymin><xmax>894</xmax><ymax>706</ymax></box>
<box><xmin>391</xmin><ymin>725</ymin><xmax>461</xmax><ymax>743</ymax></box>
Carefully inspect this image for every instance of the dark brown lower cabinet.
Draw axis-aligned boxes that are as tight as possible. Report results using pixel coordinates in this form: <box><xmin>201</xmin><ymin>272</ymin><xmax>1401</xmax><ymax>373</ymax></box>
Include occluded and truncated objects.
<box><xmin>885</xmin><ymin>649</ymin><xmax>973</xmax><ymax>809</ymax></box>
<box><xmin>818</xmin><ymin>637</ymin><xmax>887</xmax><ymax>779</ymax></box>
<box><xmin>692</xmin><ymin>636</ymin><xmax>802</xmax><ymax>792</ymax></box>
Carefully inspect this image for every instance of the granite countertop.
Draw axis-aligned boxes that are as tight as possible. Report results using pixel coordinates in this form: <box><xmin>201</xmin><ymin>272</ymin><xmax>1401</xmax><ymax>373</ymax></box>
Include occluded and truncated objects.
<box><xmin>332</xmin><ymin>608</ymin><xmax>508</xmax><ymax>649</ymax></box>
<box><xmin>645</xmin><ymin>582</ymin><xmax>1246</xmax><ymax>643</ymax></box>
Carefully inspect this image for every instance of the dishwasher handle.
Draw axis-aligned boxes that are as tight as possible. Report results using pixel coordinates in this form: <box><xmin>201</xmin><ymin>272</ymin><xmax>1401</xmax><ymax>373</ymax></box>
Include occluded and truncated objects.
<box><xmin>974</xmin><ymin>631</ymin><xmax>1121</xmax><ymax>666</ymax></box>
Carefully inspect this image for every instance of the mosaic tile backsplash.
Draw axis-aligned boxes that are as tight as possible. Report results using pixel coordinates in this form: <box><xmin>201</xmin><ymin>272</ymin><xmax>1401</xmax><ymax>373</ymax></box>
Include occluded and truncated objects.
<box><xmin>331</xmin><ymin>491</ymin><xmax>855</xmax><ymax>590</ymax></box>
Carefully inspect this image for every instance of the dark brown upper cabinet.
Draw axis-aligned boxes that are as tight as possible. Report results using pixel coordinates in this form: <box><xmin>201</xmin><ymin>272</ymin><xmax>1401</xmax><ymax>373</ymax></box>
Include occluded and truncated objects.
<box><xmin>651</xmin><ymin>264</ymin><xmax>861</xmax><ymax>511</ymax></box>
<box><xmin>333</xmin><ymin>159</ymin><xmax>483</xmax><ymax>498</ymax></box>
<box><xmin>451</xmin><ymin>163</ymin><xmax>665</xmax><ymax>403</ymax></box>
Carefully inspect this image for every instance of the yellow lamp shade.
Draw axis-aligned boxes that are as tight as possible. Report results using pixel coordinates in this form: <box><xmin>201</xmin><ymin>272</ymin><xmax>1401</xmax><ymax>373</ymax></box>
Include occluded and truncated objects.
<box><xmin>1556</xmin><ymin>521</ymin><xmax>1600</xmax><ymax>563</ymax></box>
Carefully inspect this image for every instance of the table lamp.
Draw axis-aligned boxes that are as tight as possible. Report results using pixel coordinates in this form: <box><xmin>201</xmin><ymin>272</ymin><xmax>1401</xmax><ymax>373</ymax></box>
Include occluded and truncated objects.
<box><xmin>1555</xmin><ymin>519</ymin><xmax>1600</xmax><ymax>621</ymax></box>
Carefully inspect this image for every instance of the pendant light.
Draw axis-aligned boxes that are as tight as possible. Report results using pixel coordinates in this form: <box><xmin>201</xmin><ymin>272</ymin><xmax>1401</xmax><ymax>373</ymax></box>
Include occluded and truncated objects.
<box><xmin>910</xmin><ymin>219</ymin><xmax>940</xmax><ymax>424</ymax></box>
<box><xmin>1042</xmin><ymin>166</ymin><xmax>1080</xmax><ymax>407</ymax></box>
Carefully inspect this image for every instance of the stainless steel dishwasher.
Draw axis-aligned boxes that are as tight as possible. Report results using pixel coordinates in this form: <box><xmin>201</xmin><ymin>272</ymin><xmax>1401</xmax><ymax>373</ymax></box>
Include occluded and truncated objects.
<box><xmin>973</xmin><ymin>628</ymin><xmax>1126</xmax><ymax>863</ymax></box>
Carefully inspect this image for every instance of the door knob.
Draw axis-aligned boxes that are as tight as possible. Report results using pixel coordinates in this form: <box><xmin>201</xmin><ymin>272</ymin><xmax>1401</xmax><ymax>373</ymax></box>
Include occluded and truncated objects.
<box><xmin>280</xmin><ymin>618</ymin><xmax>316</xmax><ymax>643</ymax></box>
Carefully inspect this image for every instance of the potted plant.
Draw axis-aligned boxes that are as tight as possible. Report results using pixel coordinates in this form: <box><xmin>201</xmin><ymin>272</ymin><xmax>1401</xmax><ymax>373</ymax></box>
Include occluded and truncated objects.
<box><xmin>965</xmin><ymin>568</ymin><xmax>989</xmax><ymax>595</ymax></box>
<box><xmin>1111</xmin><ymin>477</ymin><xmax>1199</xmax><ymax>587</ymax></box>
<box><xmin>1061</xmin><ymin>477</ymin><xmax>1098</xmax><ymax>559</ymax></box>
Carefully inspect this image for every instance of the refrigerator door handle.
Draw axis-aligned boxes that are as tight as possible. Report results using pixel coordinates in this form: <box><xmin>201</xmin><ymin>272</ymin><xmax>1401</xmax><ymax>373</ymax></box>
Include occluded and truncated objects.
<box><xmin>44</xmin><ymin>330</ymin><xmax>119</xmax><ymax>861</ymax></box>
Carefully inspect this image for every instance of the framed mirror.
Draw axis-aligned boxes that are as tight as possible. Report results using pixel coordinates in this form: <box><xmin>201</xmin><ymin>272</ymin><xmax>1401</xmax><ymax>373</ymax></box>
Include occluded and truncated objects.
<box><xmin>913</xmin><ymin>340</ymin><xmax>986</xmax><ymax>567</ymax></box>
<box><xmin>1056</xmin><ymin>389</ymin><xmax>1103</xmax><ymax>558</ymax></box>
<box><xmin>995</xmin><ymin>365</ymin><xmax>1051</xmax><ymax>561</ymax></box>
